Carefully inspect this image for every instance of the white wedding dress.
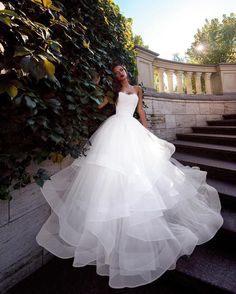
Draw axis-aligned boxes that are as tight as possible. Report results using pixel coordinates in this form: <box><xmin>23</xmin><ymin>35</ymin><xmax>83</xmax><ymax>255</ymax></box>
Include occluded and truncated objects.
<box><xmin>36</xmin><ymin>91</ymin><xmax>224</xmax><ymax>288</ymax></box>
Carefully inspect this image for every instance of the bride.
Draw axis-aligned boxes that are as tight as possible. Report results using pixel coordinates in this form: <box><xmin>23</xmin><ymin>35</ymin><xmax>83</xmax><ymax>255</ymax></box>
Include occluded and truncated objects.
<box><xmin>36</xmin><ymin>63</ymin><xmax>224</xmax><ymax>289</ymax></box>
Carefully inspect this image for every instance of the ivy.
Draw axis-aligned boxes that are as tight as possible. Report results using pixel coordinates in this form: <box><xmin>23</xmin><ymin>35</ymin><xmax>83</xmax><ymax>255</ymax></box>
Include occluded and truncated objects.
<box><xmin>0</xmin><ymin>0</ymin><xmax>137</xmax><ymax>200</ymax></box>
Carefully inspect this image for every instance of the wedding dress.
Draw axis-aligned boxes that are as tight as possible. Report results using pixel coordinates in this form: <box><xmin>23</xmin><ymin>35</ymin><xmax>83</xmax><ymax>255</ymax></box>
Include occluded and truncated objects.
<box><xmin>36</xmin><ymin>91</ymin><xmax>224</xmax><ymax>288</ymax></box>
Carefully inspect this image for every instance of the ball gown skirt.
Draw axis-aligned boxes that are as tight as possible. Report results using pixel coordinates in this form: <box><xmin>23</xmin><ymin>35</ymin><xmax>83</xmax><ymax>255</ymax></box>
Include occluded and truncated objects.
<box><xmin>36</xmin><ymin>92</ymin><xmax>224</xmax><ymax>288</ymax></box>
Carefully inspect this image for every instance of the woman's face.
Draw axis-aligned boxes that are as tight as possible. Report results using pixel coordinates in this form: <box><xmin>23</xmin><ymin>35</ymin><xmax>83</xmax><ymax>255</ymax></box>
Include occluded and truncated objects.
<box><xmin>112</xmin><ymin>65</ymin><xmax>128</xmax><ymax>82</ymax></box>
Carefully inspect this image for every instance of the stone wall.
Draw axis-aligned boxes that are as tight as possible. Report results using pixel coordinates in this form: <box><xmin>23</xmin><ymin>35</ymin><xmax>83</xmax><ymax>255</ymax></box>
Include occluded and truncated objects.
<box><xmin>144</xmin><ymin>91</ymin><xmax>236</xmax><ymax>140</ymax></box>
<box><xmin>0</xmin><ymin>156</ymin><xmax>74</xmax><ymax>293</ymax></box>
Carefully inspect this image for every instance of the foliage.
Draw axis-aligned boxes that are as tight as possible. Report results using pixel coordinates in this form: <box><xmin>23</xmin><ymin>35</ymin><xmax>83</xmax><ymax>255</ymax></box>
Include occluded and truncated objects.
<box><xmin>172</xmin><ymin>53</ymin><xmax>186</xmax><ymax>63</ymax></box>
<box><xmin>0</xmin><ymin>0</ymin><xmax>137</xmax><ymax>200</ymax></box>
<box><xmin>133</xmin><ymin>34</ymin><xmax>149</xmax><ymax>49</ymax></box>
<box><xmin>186</xmin><ymin>13</ymin><xmax>236</xmax><ymax>64</ymax></box>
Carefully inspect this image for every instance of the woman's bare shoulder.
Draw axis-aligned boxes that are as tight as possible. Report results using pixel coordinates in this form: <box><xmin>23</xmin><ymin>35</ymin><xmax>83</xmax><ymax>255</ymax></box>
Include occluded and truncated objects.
<box><xmin>133</xmin><ymin>85</ymin><xmax>142</xmax><ymax>93</ymax></box>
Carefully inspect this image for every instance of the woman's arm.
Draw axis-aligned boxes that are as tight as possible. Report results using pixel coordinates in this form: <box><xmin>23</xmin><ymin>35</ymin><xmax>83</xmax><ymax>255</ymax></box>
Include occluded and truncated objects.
<box><xmin>135</xmin><ymin>86</ymin><xmax>148</xmax><ymax>129</ymax></box>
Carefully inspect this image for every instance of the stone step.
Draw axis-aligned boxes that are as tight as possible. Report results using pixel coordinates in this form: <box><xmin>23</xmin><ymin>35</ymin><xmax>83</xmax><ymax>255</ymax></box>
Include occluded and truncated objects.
<box><xmin>221</xmin><ymin>207</ymin><xmax>236</xmax><ymax>236</ymax></box>
<box><xmin>223</xmin><ymin>114</ymin><xmax>236</xmax><ymax>120</ymax></box>
<box><xmin>176</xmin><ymin>133</ymin><xmax>236</xmax><ymax>146</ymax></box>
<box><xmin>171</xmin><ymin>140</ymin><xmax>236</xmax><ymax>161</ymax></box>
<box><xmin>192</xmin><ymin>126</ymin><xmax>236</xmax><ymax>135</ymax></box>
<box><xmin>7</xmin><ymin>256</ymin><xmax>196</xmax><ymax>294</ymax></box>
<box><xmin>172</xmin><ymin>152</ymin><xmax>236</xmax><ymax>182</ymax></box>
<box><xmin>207</xmin><ymin>119</ymin><xmax>236</xmax><ymax>126</ymax></box>
<box><xmin>206</xmin><ymin>178</ymin><xmax>236</xmax><ymax>207</ymax></box>
<box><xmin>211</xmin><ymin>208</ymin><xmax>236</xmax><ymax>249</ymax></box>
<box><xmin>173</xmin><ymin>240</ymin><xmax>236</xmax><ymax>294</ymax></box>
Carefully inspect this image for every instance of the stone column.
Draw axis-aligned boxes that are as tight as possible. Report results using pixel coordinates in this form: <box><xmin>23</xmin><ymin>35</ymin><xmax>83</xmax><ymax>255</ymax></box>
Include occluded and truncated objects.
<box><xmin>185</xmin><ymin>71</ymin><xmax>193</xmax><ymax>94</ymax></box>
<box><xmin>175</xmin><ymin>71</ymin><xmax>184</xmax><ymax>93</ymax></box>
<box><xmin>195</xmin><ymin>72</ymin><xmax>202</xmax><ymax>94</ymax></box>
<box><xmin>166</xmin><ymin>69</ymin><xmax>174</xmax><ymax>93</ymax></box>
<box><xmin>158</xmin><ymin>67</ymin><xmax>165</xmax><ymax>92</ymax></box>
<box><xmin>204</xmin><ymin>72</ymin><xmax>212</xmax><ymax>94</ymax></box>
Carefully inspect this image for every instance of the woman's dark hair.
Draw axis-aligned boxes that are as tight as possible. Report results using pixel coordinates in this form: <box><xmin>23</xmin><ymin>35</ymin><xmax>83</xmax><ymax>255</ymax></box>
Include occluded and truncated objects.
<box><xmin>110</xmin><ymin>62</ymin><xmax>129</xmax><ymax>104</ymax></box>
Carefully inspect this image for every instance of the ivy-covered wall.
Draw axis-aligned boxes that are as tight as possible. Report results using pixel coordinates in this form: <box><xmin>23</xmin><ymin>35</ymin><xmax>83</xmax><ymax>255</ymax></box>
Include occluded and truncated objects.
<box><xmin>0</xmin><ymin>0</ymin><xmax>137</xmax><ymax>200</ymax></box>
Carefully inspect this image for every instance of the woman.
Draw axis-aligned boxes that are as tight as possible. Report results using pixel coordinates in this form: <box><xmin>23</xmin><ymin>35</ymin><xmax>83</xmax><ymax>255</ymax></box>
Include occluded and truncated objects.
<box><xmin>36</xmin><ymin>63</ymin><xmax>223</xmax><ymax>289</ymax></box>
<box><xmin>97</xmin><ymin>64</ymin><xmax>148</xmax><ymax>129</ymax></box>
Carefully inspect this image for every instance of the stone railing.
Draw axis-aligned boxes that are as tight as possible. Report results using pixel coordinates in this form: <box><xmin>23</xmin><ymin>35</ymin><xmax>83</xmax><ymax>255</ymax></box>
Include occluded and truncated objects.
<box><xmin>135</xmin><ymin>45</ymin><xmax>236</xmax><ymax>95</ymax></box>
<box><xmin>135</xmin><ymin>45</ymin><xmax>236</xmax><ymax>141</ymax></box>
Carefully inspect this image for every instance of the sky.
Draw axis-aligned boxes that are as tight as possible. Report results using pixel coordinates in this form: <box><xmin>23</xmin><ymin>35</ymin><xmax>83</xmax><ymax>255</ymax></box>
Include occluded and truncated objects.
<box><xmin>114</xmin><ymin>0</ymin><xmax>235</xmax><ymax>60</ymax></box>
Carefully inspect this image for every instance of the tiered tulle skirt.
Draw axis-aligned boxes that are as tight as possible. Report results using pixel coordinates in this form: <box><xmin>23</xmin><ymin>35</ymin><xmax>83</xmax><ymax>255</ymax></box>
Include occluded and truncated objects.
<box><xmin>36</xmin><ymin>113</ymin><xmax>224</xmax><ymax>288</ymax></box>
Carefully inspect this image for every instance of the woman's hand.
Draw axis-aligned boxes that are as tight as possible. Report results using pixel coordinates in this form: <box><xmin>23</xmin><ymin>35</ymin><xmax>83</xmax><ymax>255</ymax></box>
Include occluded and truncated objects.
<box><xmin>94</xmin><ymin>73</ymin><xmax>101</xmax><ymax>86</ymax></box>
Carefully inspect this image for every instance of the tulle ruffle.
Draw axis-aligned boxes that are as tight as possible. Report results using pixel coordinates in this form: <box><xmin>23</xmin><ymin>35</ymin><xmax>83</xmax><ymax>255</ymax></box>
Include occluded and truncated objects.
<box><xmin>36</xmin><ymin>113</ymin><xmax>223</xmax><ymax>288</ymax></box>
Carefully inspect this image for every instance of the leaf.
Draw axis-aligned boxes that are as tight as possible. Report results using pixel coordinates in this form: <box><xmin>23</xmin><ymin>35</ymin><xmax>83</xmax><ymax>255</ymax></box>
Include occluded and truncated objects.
<box><xmin>19</xmin><ymin>33</ymin><xmax>29</xmax><ymax>43</ymax></box>
<box><xmin>66</xmin><ymin>95</ymin><xmax>75</xmax><ymax>102</ymax></box>
<box><xmin>90</xmin><ymin>96</ymin><xmax>101</xmax><ymax>105</ymax></box>
<box><xmin>42</xmin><ymin>0</ymin><xmax>52</xmax><ymax>7</ymax></box>
<box><xmin>49</xmin><ymin>133</ymin><xmax>64</xmax><ymax>144</ymax></box>
<box><xmin>31</xmin><ymin>0</ymin><xmax>52</xmax><ymax>7</ymax></box>
<box><xmin>11</xmin><ymin>79</ymin><xmax>23</xmax><ymax>88</ymax></box>
<box><xmin>27</xmin><ymin>118</ymin><xmax>35</xmax><ymax>126</ymax></box>
<box><xmin>3</xmin><ymin>16</ymin><xmax>11</xmax><ymax>26</ymax></box>
<box><xmin>0</xmin><ymin>42</ymin><xmax>4</xmax><ymax>54</ymax></box>
<box><xmin>14</xmin><ymin>46</ymin><xmax>33</xmax><ymax>57</ymax></box>
<box><xmin>69</xmin><ymin>147</ymin><xmax>80</xmax><ymax>158</ymax></box>
<box><xmin>0</xmin><ymin>9</ymin><xmax>19</xmax><ymax>17</ymax></box>
<box><xmin>43</xmin><ymin>59</ymin><xmax>55</xmax><ymax>76</ymax></box>
<box><xmin>48</xmin><ymin>98</ymin><xmax>61</xmax><ymax>107</ymax></box>
<box><xmin>48</xmin><ymin>40</ymin><xmax>62</xmax><ymax>52</ymax></box>
<box><xmin>20</xmin><ymin>56</ymin><xmax>31</xmax><ymax>72</ymax></box>
<box><xmin>83</xmin><ymin>40</ymin><xmax>90</xmax><ymax>49</ymax></box>
<box><xmin>29</xmin><ymin>58</ymin><xmax>46</xmax><ymax>80</ymax></box>
<box><xmin>49</xmin><ymin>152</ymin><xmax>64</xmax><ymax>163</ymax></box>
<box><xmin>49</xmin><ymin>4</ymin><xmax>61</xmax><ymax>12</ymax></box>
<box><xmin>54</xmin><ymin>126</ymin><xmax>64</xmax><ymax>134</ymax></box>
<box><xmin>47</xmin><ymin>75</ymin><xmax>61</xmax><ymax>88</ymax></box>
<box><xmin>68</xmin><ymin>104</ymin><xmax>76</xmax><ymax>110</ymax></box>
<box><xmin>59</xmin><ymin>14</ymin><xmax>68</xmax><ymax>23</ymax></box>
<box><xmin>0</xmin><ymin>2</ymin><xmax>5</xmax><ymax>10</ymax></box>
<box><xmin>80</xmin><ymin>95</ymin><xmax>89</xmax><ymax>104</ymax></box>
<box><xmin>24</xmin><ymin>96</ymin><xmax>36</xmax><ymax>109</ymax></box>
<box><xmin>35</xmin><ymin>177</ymin><xmax>44</xmax><ymax>187</ymax></box>
<box><xmin>7</xmin><ymin>85</ymin><xmax>18</xmax><ymax>98</ymax></box>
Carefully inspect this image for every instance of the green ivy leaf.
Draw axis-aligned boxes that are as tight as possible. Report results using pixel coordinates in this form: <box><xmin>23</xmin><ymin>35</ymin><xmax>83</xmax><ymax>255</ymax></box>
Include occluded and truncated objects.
<box><xmin>48</xmin><ymin>98</ymin><xmax>61</xmax><ymax>109</ymax></box>
<box><xmin>35</xmin><ymin>177</ymin><xmax>44</xmax><ymax>187</ymax></box>
<box><xmin>14</xmin><ymin>46</ymin><xmax>33</xmax><ymax>57</ymax></box>
<box><xmin>24</xmin><ymin>96</ymin><xmax>37</xmax><ymax>109</ymax></box>
<box><xmin>3</xmin><ymin>16</ymin><xmax>11</xmax><ymax>26</ymax></box>
<box><xmin>68</xmin><ymin>104</ymin><xmax>76</xmax><ymax>110</ymax></box>
<box><xmin>33</xmin><ymin>168</ymin><xmax>50</xmax><ymax>188</ymax></box>
<box><xmin>0</xmin><ymin>9</ymin><xmax>19</xmax><ymax>17</ymax></box>
<box><xmin>49</xmin><ymin>133</ymin><xmax>64</xmax><ymax>144</ymax></box>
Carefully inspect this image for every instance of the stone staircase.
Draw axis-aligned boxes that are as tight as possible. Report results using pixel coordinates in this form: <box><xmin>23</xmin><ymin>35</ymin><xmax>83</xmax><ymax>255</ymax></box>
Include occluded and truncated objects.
<box><xmin>170</xmin><ymin>113</ymin><xmax>236</xmax><ymax>293</ymax></box>
<box><xmin>6</xmin><ymin>115</ymin><xmax>236</xmax><ymax>294</ymax></box>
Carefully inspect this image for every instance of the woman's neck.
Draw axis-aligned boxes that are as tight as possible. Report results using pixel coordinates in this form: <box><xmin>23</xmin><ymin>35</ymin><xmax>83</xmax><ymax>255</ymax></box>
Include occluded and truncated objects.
<box><xmin>120</xmin><ymin>80</ymin><xmax>132</xmax><ymax>92</ymax></box>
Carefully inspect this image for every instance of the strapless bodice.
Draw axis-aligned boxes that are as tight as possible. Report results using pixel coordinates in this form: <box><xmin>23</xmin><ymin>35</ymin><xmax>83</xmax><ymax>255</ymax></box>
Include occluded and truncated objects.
<box><xmin>115</xmin><ymin>92</ymin><xmax>138</xmax><ymax>116</ymax></box>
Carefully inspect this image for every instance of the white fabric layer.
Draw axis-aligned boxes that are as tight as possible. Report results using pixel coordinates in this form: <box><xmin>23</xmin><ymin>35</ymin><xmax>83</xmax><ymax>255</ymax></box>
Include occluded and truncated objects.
<box><xmin>36</xmin><ymin>92</ymin><xmax>223</xmax><ymax>288</ymax></box>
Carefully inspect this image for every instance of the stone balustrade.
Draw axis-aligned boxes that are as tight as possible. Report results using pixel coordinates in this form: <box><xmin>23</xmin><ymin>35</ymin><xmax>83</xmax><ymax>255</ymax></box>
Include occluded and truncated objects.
<box><xmin>135</xmin><ymin>45</ymin><xmax>236</xmax><ymax>95</ymax></box>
